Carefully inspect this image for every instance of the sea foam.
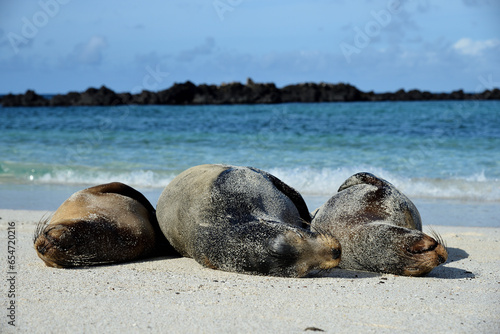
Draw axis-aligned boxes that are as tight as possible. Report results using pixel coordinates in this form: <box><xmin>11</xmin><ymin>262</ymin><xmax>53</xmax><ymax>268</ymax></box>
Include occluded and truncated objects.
<box><xmin>33</xmin><ymin>166</ymin><xmax>500</xmax><ymax>202</ymax></box>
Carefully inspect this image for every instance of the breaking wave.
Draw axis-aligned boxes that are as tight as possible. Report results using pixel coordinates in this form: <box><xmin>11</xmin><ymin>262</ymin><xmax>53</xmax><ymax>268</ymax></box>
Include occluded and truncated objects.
<box><xmin>13</xmin><ymin>166</ymin><xmax>499</xmax><ymax>202</ymax></box>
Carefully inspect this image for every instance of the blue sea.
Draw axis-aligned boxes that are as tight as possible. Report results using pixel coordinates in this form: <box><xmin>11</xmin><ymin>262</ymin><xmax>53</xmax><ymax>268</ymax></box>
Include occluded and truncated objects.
<box><xmin>1</xmin><ymin>101</ymin><xmax>499</xmax><ymax>227</ymax></box>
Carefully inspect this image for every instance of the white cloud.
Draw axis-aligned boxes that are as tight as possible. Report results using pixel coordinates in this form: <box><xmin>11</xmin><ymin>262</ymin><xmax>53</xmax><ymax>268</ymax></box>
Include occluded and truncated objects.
<box><xmin>56</xmin><ymin>36</ymin><xmax>108</xmax><ymax>70</ymax></box>
<box><xmin>453</xmin><ymin>37</ymin><xmax>500</xmax><ymax>56</ymax></box>
<box><xmin>69</xmin><ymin>36</ymin><xmax>108</xmax><ymax>65</ymax></box>
<box><xmin>176</xmin><ymin>37</ymin><xmax>216</xmax><ymax>62</ymax></box>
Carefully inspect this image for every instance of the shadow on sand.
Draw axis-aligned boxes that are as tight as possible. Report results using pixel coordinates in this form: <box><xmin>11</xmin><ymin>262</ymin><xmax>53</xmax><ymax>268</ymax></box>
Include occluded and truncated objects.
<box><xmin>308</xmin><ymin>268</ymin><xmax>380</xmax><ymax>279</ymax></box>
<box><xmin>55</xmin><ymin>247</ymin><xmax>473</xmax><ymax>280</ymax></box>
<box><xmin>427</xmin><ymin>247</ymin><xmax>475</xmax><ymax>279</ymax></box>
<box><xmin>64</xmin><ymin>254</ymin><xmax>183</xmax><ymax>270</ymax></box>
<box><xmin>308</xmin><ymin>247</ymin><xmax>473</xmax><ymax>280</ymax></box>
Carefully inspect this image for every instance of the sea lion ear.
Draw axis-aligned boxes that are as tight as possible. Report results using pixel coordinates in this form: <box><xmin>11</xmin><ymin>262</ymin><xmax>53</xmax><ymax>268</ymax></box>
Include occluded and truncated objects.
<box><xmin>338</xmin><ymin>172</ymin><xmax>391</xmax><ymax>192</ymax></box>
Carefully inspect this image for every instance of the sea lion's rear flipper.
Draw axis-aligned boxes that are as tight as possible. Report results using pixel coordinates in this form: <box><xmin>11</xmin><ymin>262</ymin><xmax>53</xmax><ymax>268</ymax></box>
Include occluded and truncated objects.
<box><xmin>338</xmin><ymin>172</ymin><xmax>392</xmax><ymax>192</ymax></box>
<box><xmin>88</xmin><ymin>182</ymin><xmax>156</xmax><ymax>213</ymax></box>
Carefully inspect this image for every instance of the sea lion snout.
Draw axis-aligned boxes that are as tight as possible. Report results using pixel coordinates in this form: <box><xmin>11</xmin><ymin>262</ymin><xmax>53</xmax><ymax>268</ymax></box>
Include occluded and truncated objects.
<box><xmin>403</xmin><ymin>233</ymin><xmax>448</xmax><ymax>276</ymax></box>
<box><xmin>41</xmin><ymin>224</ymin><xmax>76</xmax><ymax>251</ymax></box>
<box><xmin>264</xmin><ymin>230</ymin><xmax>341</xmax><ymax>277</ymax></box>
<box><xmin>290</xmin><ymin>230</ymin><xmax>342</xmax><ymax>276</ymax></box>
<box><xmin>315</xmin><ymin>231</ymin><xmax>342</xmax><ymax>267</ymax></box>
<box><xmin>33</xmin><ymin>220</ymin><xmax>72</xmax><ymax>268</ymax></box>
<box><xmin>34</xmin><ymin>221</ymin><xmax>97</xmax><ymax>268</ymax></box>
<box><xmin>331</xmin><ymin>247</ymin><xmax>341</xmax><ymax>260</ymax></box>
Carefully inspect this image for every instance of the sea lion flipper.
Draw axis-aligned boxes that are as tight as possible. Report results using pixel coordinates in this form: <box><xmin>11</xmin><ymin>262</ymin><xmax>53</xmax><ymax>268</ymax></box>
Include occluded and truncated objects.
<box><xmin>88</xmin><ymin>182</ymin><xmax>156</xmax><ymax>213</ymax></box>
<box><xmin>338</xmin><ymin>172</ymin><xmax>391</xmax><ymax>192</ymax></box>
<box><xmin>251</xmin><ymin>168</ymin><xmax>312</xmax><ymax>225</ymax></box>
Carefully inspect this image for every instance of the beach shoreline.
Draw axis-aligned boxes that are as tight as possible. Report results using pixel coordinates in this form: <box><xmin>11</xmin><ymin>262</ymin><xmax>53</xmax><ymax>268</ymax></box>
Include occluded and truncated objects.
<box><xmin>1</xmin><ymin>183</ymin><xmax>498</xmax><ymax>228</ymax></box>
<box><xmin>1</xmin><ymin>208</ymin><xmax>499</xmax><ymax>333</ymax></box>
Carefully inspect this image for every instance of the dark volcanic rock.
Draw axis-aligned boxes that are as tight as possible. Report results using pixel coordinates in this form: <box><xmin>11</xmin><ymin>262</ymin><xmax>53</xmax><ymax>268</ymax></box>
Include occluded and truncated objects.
<box><xmin>48</xmin><ymin>86</ymin><xmax>122</xmax><ymax>106</ymax></box>
<box><xmin>243</xmin><ymin>78</ymin><xmax>281</xmax><ymax>104</ymax></box>
<box><xmin>192</xmin><ymin>84</ymin><xmax>219</xmax><ymax>104</ymax></box>
<box><xmin>450</xmin><ymin>89</ymin><xmax>465</xmax><ymax>100</ymax></box>
<box><xmin>319</xmin><ymin>83</ymin><xmax>364</xmax><ymax>102</ymax></box>
<box><xmin>2</xmin><ymin>79</ymin><xmax>499</xmax><ymax>107</ymax></box>
<box><xmin>157</xmin><ymin>81</ymin><xmax>197</xmax><ymax>104</ymax></box>
<box><xmin>216</xmin><ymin>82</ymin><xmax>249</xmax><ymax>104</ymax></box>
<box><xmin>281</xmin><ymin>83</ymin><xmax>320</xmax><ymax>103</ymax></box>
<box><xmin>480</xmin><ymin>88</ymin><xmax>500</xmax><ymax>100</ymax></box>
<box><xmin>281</xmin><ymin>82</ymin><xmax>364</xmax><ymax>102</ymax></box>
<box><xmin>132</xmin><ymin>90</ymin><xmax>160</xmax><ymax>104</ymax></box>
<box><xmin>117</xmin><ymin>92</ymin><xmax>133</xmax><ymax>104</ymax></box>
<box><xmin>78</xmin><ymin>86</ymin><xmax>122</xmax><ymax>106</ymax></box>
<box><xmin>2</xmin><ymin>90</ymin><xmax>48</xmax><ymax>107</ymax></box>
<box><xmin>50</xmin><ymin>92</ymin><xmax>81</xmax><ymax>106</ymax></box>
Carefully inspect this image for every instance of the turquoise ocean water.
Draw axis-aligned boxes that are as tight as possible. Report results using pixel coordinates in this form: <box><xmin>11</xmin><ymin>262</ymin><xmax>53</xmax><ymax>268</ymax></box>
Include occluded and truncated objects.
<box><xmin>1</xmin><ymin>101</ymin><xmax>499</xmax><ymax>226</ymax></box>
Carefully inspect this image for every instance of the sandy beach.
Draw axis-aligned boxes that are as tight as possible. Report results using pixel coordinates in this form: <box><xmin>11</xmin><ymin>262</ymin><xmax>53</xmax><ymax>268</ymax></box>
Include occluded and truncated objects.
<box><xmin>1</xmin><ymin>208</ymin><xmax>499</xmax><ymax>333</ymax></box>
<box><xmin>2</xmin><ymin>0</ymin><xmax>499</xmax><ymax>332</ymax></box>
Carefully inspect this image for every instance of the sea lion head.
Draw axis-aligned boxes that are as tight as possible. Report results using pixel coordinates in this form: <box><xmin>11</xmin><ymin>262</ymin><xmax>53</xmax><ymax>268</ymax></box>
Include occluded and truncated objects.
<box><xmin>343</xmin><ymin>222</ymin><xmax>447</xmax><ymax>276</ymax></box>
<box><xmin>33</xmin><ymin>215</ymin><xmax>139</xmax><ymax>268</ymax></box>
<box><xmin>267</xmin><ymin>225</ymin><xmax>342</xmax><ymax>277</ymax></box>
<box><xmin>33</xmin><ymin>217</ymin><xmax>98</xmax><ymax>268</ymax></box>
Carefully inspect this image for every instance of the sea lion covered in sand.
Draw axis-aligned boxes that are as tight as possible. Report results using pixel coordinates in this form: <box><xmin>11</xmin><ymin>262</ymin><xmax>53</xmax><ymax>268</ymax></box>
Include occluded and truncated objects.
<box><xmin>34</xmin><ymin>182</ymin><xmax>173</xmax><ymax>268</ymax></box>
<box><xmin>156</xmin><ymin>164</ymin><xmax>341</xmax><ymax>277</ymax></box>
<box><xmin>311</xmin><ymin>172</ymin><xmax>447</xmax><ymax>276</ymax></box>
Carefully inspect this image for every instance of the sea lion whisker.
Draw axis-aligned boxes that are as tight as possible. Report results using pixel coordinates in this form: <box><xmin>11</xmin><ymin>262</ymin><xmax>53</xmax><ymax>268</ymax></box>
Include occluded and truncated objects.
<box><xmin>426</xmin><ymin>226</ymin><xmax>447</xmax><ymax>249</ymax></box>
<box><xmin>313</xmin><ymin>225</ymin><xmax>336</xmax><ymax>242</ymax></box>
<box><xmin>291</xmin><ymin>229</ymin><xmax>306</xmax><ymax>240</ymax></box>
<box><xmin>33</xmin><ymin>214</ymin><xmax>52</xmax><ymax>245</ymax></box>
<box><xmin>311</xmin><ymin>224</ymin><xmax>324</xmax><ymax>236</ymax></box>
<box><xmin>55</xmin><ymin>252</ymin><xmax>115</xmax><ymax>267</ymax></box>
<box><xmin>315</xmin><ymin>268</ymin><xmax>326</xmax><ymax>277</ymax></box>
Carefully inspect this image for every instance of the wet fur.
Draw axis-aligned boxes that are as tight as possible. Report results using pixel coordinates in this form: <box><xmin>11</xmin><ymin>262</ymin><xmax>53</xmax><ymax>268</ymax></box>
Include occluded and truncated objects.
<box><xmin>311</xmin><ymin>172</ymin><xmax>448</xmax><ymax>276</ymax></box>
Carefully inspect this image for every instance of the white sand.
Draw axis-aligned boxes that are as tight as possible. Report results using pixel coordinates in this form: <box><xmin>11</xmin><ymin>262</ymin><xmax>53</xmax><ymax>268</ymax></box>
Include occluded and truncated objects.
<box><xmin>1</xmin><ymin>209</ymin><xmax>499</xmax><ymax>333</ymax></box>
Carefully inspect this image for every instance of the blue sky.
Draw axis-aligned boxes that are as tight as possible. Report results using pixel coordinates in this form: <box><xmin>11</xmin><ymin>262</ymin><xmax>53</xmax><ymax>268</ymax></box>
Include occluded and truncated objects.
<box><xmin>1</xmin><ymin>0</ymin><xmax>499</xmax><ymax>94</ymax></box>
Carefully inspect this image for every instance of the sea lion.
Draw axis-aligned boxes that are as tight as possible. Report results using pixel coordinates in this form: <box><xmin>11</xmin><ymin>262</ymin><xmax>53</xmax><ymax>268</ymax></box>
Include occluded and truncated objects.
<box><xmin>311</xmin><ymin>172</ymin><xmax>447</xmax><ymax>276</ymax></box>
<box><xmin>33</xmin><ymin>182</ymin><xmax>174</xmax><ymax>268</ymax></box>
<box><xmin>156</xmin><ymin>164</ymin><xmax>341</xmax><ymax>277</ymax></box>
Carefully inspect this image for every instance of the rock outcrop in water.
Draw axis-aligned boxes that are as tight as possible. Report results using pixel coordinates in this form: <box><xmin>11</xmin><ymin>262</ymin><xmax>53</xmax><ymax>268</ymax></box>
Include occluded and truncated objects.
<box><xmin>1</xmin><ymin>90</ymin><xmax>50</xmax><ymax>107</ymax></box>
<box><xmin>2</xmin><ymin>78</ymin><xmax>499</xmax><ymax>107</ymax></box>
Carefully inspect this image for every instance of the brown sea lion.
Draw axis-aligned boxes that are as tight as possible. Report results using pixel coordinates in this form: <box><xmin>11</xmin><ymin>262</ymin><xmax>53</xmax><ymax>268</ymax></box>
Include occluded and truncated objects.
<box><xmin>33</xmin><ymin>182</ymin><xmax>174</xmax><ymax>268</ymax></box>
<box><xmin>311</xmin><ymin>172</ymin><xmax>447</xmax><ymax>276</ymax></box>
<box><xmin>156</xmin><ymin>164</ymin><xmax>341</xmax><ymax>277</ymax></box>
